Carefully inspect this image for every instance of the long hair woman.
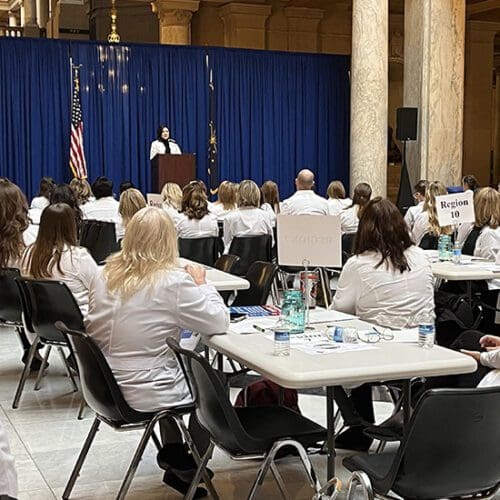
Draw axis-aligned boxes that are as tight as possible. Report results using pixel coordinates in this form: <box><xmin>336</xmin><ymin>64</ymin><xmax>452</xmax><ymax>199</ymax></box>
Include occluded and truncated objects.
<box><xmin>50</xmin><ymin>184</ymin><xmax>83</xmax><ymax>234</ymax></box>
<box><xmin>86</xmin><ymin>207</ymin><xmax>228</xmax><ymax>495</ymax></box>
<box><xmin>69</xmin><ymin>178</ymin><xmax>94</xmax><ymax>207</ymax></box>
<box><xmin>412</xmin><ymin>181</ymin><xmax>452</xmax><ymax>247</ymax></box>
<box><xmin>340</xmin><ymin>182</ymin><xmax>372</xmax><ymax>233</ymax></box>
<box><xmin>161</xmin><ymin>182</ymin><xmax>182</xmax><ymax>220</ymax></box>
<box><xmin>117</xmin><ymin>188</ymin><xmax>147</xmax><ymax>240</ymax></box>
<box><xmin>333</xmin><ymin>198</ymin><xmax>434</xmax><ymax>450</ymax></box>
<box><xmin>22</xmin><ymin>203</ymin><xmax>97</xmax><ymax>317</ymax></box>
<box><xmin>211</xmin><ymin>181</ymin><xmax>237</xmax><ymax>217</ymax></box>
<box><xmin>326</xmin><ymin>180</ymin><xmax>351</xmax><ymax>216</ymax></box>
<box><xmin>175</xmin><ymin>183</ymin><xmax>218</xmax><ymax>238</ymax></box>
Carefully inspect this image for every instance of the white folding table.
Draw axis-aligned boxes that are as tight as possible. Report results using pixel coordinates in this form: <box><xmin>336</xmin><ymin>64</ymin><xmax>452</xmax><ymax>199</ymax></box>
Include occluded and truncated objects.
<box><xmin>204</xmin><ymin>315</ymin><xmax>477</xmax><ymax>480</ymax></box>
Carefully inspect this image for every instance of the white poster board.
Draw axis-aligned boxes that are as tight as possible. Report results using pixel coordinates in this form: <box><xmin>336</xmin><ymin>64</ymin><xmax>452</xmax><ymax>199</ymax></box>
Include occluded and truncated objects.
<box><xmin>277</xmin><ymin>215</ymin><xmax>342</xmax><ymax>267</ymax></box>
<box><xmin>146</xmin><ymin>193</ymin><xmax>163</xmax><ymax>208</ymax></box>
<box><xmin>435</xmin><ymin>191</ymin><xmax>475</xmax><ymax>227</ymax></box>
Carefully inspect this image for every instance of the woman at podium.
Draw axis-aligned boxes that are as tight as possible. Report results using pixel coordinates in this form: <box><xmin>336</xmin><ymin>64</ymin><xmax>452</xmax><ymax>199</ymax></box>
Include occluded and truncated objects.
<box><xmin>150</xmin><ymin>125</ymin><xmax>182</xmax><ymax>159</ymax></box>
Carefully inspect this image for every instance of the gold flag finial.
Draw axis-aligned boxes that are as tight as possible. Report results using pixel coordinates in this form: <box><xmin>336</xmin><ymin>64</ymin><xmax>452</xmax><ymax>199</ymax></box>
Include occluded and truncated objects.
<box><xmin>108</xmin><ymin>0</ymin><xmax>120</xmax><ymax>43</ymax></box>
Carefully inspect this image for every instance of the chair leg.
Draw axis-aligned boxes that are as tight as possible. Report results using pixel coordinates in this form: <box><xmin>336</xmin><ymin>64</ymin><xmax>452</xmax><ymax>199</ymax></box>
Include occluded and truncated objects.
<box><xmin>270</xmin><ymin>462</ymin><xmax>289</xmax><ymax>499</ymax></box>
<box><xmin>152</xmin><ymin>430</ymin><xmax>162</xmax><ymax>452</ymax></box>
<box><xmin>12</xmin><ymin>335</ymin><xmax>40</xmax><ymax>409</ymax></box>
<box><xmin>289</xmin><ymin>440</ymin><xmax>322</xmax><ymax>495</ymax></box>
<box><xmin>174</xmin><ymin>416</ymin><xmax>219</xmax><ymax>500</ymax></box>
<box><xmin>346</xmin><ymin>471</ymin><xmax>374</xmax><ymax>500</ymax></box>
<box><xmin>62</xmin><ymin>417</ymin><xmax>101</xmax><ymax>499</ymax></box>
<box><xmin>33</xmin><ymin>346</ymin><xmax>51</xmax><ymax>391</ymax></box>
<box><xmin>116</xmin><ymin>418</ymin><xmax>157</xmax><ymax>500</ymax></box>
<box><xmin>58</xmin><ymin>347</ymin><xmax>79</xmax><ymax>392</ymax></box>
<box><xmin>77</xmin><ymin>400</ymin><xmax>86</xmax><ymax>420</ymax></box>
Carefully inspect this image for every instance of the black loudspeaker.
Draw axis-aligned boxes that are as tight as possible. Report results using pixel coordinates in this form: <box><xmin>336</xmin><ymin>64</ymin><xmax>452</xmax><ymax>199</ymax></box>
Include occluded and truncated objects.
<box><xmin>396</xmin><ymin>107</ymin><xmax>418</xmax><ymax>141</ymax></box>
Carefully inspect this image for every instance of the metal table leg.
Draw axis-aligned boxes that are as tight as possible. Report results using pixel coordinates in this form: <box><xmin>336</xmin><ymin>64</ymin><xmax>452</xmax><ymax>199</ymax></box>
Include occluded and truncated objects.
<box><xmin>326</xmin><ymin>386</ymin><xmax>336</xmax><ymax>480</ymax></box>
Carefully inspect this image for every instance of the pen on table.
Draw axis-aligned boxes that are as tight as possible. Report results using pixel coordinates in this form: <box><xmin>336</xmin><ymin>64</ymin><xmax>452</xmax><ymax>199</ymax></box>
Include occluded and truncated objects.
<box><xmin>253</xmin><ymin>324</ymin><xmax>266</xmax><ymax>333</ymax></box>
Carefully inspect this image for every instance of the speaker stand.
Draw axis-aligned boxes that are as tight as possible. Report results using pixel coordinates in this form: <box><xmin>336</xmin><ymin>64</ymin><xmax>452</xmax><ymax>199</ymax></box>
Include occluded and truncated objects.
<box><xmin>396</xmin><ymin>139</ymin><xmax>414</xmax><ymax>214</ymax></box>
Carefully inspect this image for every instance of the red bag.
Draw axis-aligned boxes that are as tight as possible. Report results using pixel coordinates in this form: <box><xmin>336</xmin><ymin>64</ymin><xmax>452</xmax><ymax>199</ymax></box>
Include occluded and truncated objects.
<box><xmin>234</xmin><ymin>379</ymin><xmax>301</xmax><ymax>414</ymax></box>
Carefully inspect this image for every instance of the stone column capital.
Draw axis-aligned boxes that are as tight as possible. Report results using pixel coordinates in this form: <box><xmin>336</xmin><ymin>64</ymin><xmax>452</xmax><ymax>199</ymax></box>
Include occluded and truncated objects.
<box><xmin>152</xmin><ymin>0</ymin><xmax>199</xmax><ymax>25</ymax></box>
<box><xmin>218</xmin><ymin>2</ymin><xmax>271</xmax><ymax>49</ymax></box>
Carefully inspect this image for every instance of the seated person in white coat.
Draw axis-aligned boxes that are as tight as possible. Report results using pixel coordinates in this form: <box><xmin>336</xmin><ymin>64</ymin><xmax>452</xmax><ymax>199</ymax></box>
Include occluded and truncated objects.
<box><xmin>22</xmin><ymin>203</ymin><xmax>98</xmax><ymax>318</ymax></box>
<box><xmin>150</xmin><ymin>125</ymin><xmax>182</xmax><ymax>160</ymax></box>
<box><xmin>29</xmin><ymin>176</ymin><xmax>56</xmax><ymax>224</ymax></box>
<box><xmin>403</xmin><ymin>179</ymin><xmax>428</xmax><ymax>231</ymax></box>
<box><xmin>0</xmin><ymin>420</ymin><xmax>17</xmax><ymax>500</ymax></box>
<box><xmin>116</xmin><ymin>188</ymin><xmax>146</xmax><ymax>241</ymax></box>
<box><xmin>462</xmin><ymin>334</ymin><xmax>500</xmax><ymax>387</ymax></box>
<box><xmin>326</xmin><ymin>180</ymin><xmax>351</xmax><ymax>216</ymax></box>
<box><xmin>0</xmin><ymin>178</ymin><xmax>40</xmax><ymax>368</ymax></box>
<box><xmin>223</xmin><ymin>180</ymin><xmax>274</xmax><ymax>252</ymax></box>
<box><xmin>333</xmin><ymin>198</ymin><xmax>434</xmax><ymax>451</ymax></box>
<box><xmin>161</xmin><ymin>182</ymin><xmax>182</xmax><ymax>221</ymax></box>
<box><xmin>175</xmin><ymin>183</ymin><xmax>218</xmax><ymax>239</ymax></box>
<box><xmin>281</xmin><ymin>169</ymin><xmax>329</xmax><ymax>215</ymax></box>
<box><xmin>85</xmin><ymin>207</ymin><xmax>229</xmax><ymax>496</ymax></box>
<box><xmin>81</xmin><ymin>177</ymin><xmax>120</xmax><ymax>223</ymax></box>
<box><xmin>210</xmin><ymin>180</ymin><xmax>237</xmax><ymax>218</ymax></box>
<box><xmin>340</xmin><ymin>182</ymin><xmax>372</xmax><ymax>234</ymax></box>
<box><xmin>260</xmin><ymin>180</ymin><xmax>281</xmax><ymax>226</ymax></box>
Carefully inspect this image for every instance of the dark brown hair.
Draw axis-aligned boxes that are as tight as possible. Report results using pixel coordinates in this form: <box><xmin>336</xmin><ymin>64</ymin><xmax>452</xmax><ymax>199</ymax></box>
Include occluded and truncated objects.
<box><xmin>23</xmin><ymin>203</ymin><xmax>77</xmax><ymax>279</ymax></box>
<box><xmin>181</xmin><ymin>183</ymin><xmax>209</xmax><ymax>220</ymax></box>
<box><xmin>261</xmin><ymin>180</ymin><xmax>280</xmax><ymax>213</ymax></box>
<box><xmin>354</xmin><ymin>197</ymin><xmax>413</xmax><ymax>273</ymax></box>
<box><xmin>0</xmin><ymin>179</ymin><xmax>29</xmax><ymax>267</ymax></box>
<box><xmin>351</xmin><ymin>182</ymin><xmax>372</xmax><ymax>218</ymax></box>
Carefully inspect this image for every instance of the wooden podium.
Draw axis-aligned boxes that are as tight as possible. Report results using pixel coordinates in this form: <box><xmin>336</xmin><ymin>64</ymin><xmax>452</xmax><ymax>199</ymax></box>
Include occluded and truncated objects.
<box><xmin>150</xmin><ymin>154</ymin><xmax>196</xmax><ymax>192</ymax></box>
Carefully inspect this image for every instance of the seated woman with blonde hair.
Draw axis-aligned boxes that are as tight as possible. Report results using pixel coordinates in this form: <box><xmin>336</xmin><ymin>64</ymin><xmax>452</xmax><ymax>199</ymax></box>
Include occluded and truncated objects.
<box><xmin>116</xmin><ymin>188</ymin><xmax>147</xmax><ymax>240</ymax></box>
<box><xmin>223</xmin><ymin>179</ymin><xmax>274</xmax><ymax>252</ymax></box>
<box><xmin>326</xmin><ymin>180</ymin><xmax>351</xmax><ymax>216</ymax></box>
<box><xmin>174</xmin><ymin>183</ymin><xmax>218</xmax><ymax>239</ymax></box>
<box><xmin>69</xmin><ymin>178</ymin><xmax>94</xmax><ymax>207</ymax></box>
<box><xmin>210</xmin><ymin>180</ymin><xmax>236</xmax><ymax>218</ymax></box>
<box><xmin>85</xmin><ymin>207</ymin><xmax>229</xmax><ymax>495</ymax></box>
<box><xmin>412</xmin><ymin>181</ymin><xmax>453</xmax><ymax>247</ymax></box>
<box><xmin>161</xmin><ymin>182</ymin><xmax>182</xmax><ymax>220</ymax></box>
<box><xmin>22</xmin><ymin>203</ymin><xmax>98</xmax><ymax>317</ymax></box>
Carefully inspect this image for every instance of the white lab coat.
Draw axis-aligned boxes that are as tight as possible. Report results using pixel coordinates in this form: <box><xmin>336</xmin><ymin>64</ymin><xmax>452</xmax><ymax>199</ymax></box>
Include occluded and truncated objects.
<box><xmin>404</xmin><ymin>201</ymin><xmax>424</xmax><ymax>231</ymax></box>
<box><xmin>149</xmin><ymin>139</ymin><xmax>182</xmax><ymax>160</ymax></box>
<box><xmin>327</xmin><ymin>198</ymin><xmax>352</xmax><ymax>216</ymax></box>
<box><xmin>478</xmin><ymin>349</ymin><xmax>500</xmax><ymax>387</ymax></box>
<box><xmin>281</xmin><ymin>190</ymin><xmax>329</xmax><ymax>216</ymax></box>
<box><xmin>30</xmin><ymin>196</ymin><xmax>49</xmax><ymax>210</ymax></box>
<box><xmin>81</xmin><ymin>196</ymin><xmax>120</xmax><ymax>223</ymax></box>
<box><xmin>21</xmin><ymin>245</ymin><xmax>98</xmax><ymax>318</ymax></box>
<box><xmin>333</xmin><ymin>246</ymin><xmax>435</xmax><ymax>328</ymax></box>
<box><xmin>0</xmin><ymin>421</ymin><xmax>17</xmax><ymax>498</ymax></box>
<box><xmin>411</xmin><ymin>211</ymin><xmax>430</xmax><ymax>246</ymax></box>
<box><xmin>85</xmin><ymin>267</ymin><xmax>229</xmax><ymax>412</ymax></box>
<box><xmin>340</xmin><ymin>205</ymin><xmax>360</xmax><ymax>234</ymax></box>
<box><xmin>174</xmin><ymin>212</ymin><xmax>219</xmax><ymax>239</ymax></box>
<box><xmin>223</xmin><ymin>207</ymin><xmax>274</xmax><ymax>252</ymax></box>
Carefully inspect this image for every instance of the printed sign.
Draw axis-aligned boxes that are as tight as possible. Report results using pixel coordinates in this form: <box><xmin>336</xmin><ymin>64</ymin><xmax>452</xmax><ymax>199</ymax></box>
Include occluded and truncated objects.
<box><xmin>435</xmin><ymin>191</ymin><xmax>475</xmax><ymax>226</ymax></box>
<box><xmin>146</xmin><ymin>193</ymin><xmax>163</xmax><ymax>208</ymax></box>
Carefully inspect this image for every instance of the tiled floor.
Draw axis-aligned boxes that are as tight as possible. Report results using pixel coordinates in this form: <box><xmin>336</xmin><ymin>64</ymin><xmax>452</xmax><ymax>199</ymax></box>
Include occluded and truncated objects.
<box><xmin>0</xmin><ymin>325</ymin><xmax>486</xmax><ymax>500</ymax></box>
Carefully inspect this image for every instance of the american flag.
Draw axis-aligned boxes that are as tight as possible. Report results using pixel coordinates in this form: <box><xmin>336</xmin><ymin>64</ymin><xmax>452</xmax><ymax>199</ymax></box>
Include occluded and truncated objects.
<box><xmin>69</xmin><ymin>66</ymin><xmax>88</xmax><ymax>179</ymax></box>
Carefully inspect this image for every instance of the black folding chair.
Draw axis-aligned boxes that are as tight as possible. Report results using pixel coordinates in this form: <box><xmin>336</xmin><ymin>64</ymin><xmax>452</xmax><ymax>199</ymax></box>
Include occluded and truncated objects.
<box><xmin>12</xmin><ymin>279</ymin><xmax>84</xmax><ymax>409</ymax></box>
<box><xmin>56</xmin><ymin>323</ymin><xmax>217</xmax><ymax>500</ymax></box>
<box><xmin>232</xmin><ymin>261</ymin><xmax>279</xmax><ymax>306</ymax></box>
<box><xmin>228</xmin><ymin>235</ymin><xmax>272</xmax><ymax>276</ymax></box>
<box><xmin>80</xmin><ymin>220</ymin><xmax>119</xmax><ymax>263</ymax></box>
<box><xmin>0</xmin><ymin>268</ymin><xmax>28</xmax><ymax>350</ymax></box>
<box><xmin>419</xmin><ymin>232</ymin><xmax>439</xmax><ymax>250</ymax></box>
<box><xmin>344</xmin><ymin>387</ymin><xmax>500</xmax><ymax>500</ymax></box>
<box><xmin>167</xmin><ymin>338</ymin><xmax>325</xmax><ymax>500</ymax></box>
<box><xmin>213</xmin><ymin>254</ymin><xmax>240</xmax><ymax>274</ymax></box>
<box><xmin>178</xmin><ymin>237</ymin><xmax>221</xmax><ymax>267</ymax></box>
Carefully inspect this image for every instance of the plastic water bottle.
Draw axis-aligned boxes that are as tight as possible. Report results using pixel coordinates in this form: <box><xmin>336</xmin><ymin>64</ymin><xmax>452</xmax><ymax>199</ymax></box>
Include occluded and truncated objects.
<box><xmin>452</xmin><ymin>241</ymin><xmax>462</xmax><ymax>264</ymax></box>
<box><xmin>273</xmin><ymin>322</ymin><xmax>290</xmax><ymax>357</ymax></box>
<box><xmin>417</xmin><ymin>311</ymin><xmax>435</xmax><ymax>348</ymax></box>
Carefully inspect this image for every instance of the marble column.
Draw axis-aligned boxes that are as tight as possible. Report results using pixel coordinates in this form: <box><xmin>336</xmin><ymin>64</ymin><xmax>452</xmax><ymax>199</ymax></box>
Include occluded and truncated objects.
<box><xmin>404</xmin><ymin>0</ymin><xmax>465</xmax><ymax>186</ymax></box>
<box><xmin>350</xmin><ymin>0</ymin><xmax>388</xmax><ymax>197</ymax></box>
<box><xmin>463</xmin><ymin>21</ymin><xmax>499</xmax><ymax>186</ymax></box>
<box><xmin>284</xmin><ymin>7</ymin><xmax>324</xmax><ymax>53</ymax></box>
<box><xmin>152</xmin><ymin>0</ymin><xmax>200</xmax><ymax>45</ymax></box>
<box><xmin>36</xmin><ymin>0</ymin><xmax>49</xmax><ymax>30</ymax></box>
<box><xmin>23</xmin><ymin>0</ymin><xmax>39</xmax><ymax>36</ymax></box>
<box><xmin>494</xmin><ymin>70</ymin><xmax>500</xmax><ymax>184</ymax></box>
<box><xmin>218</xmin><ymin>3</ymin><xmax>272</xmax><ymax>49</ymax></box>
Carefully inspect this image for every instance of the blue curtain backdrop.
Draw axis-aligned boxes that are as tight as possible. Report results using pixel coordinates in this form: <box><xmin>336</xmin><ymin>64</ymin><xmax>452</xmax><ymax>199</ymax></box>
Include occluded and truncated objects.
<box><xmin>0</xmin><ymin>38</ymin><xmax>349</xmax><ymax>199</ymax></box>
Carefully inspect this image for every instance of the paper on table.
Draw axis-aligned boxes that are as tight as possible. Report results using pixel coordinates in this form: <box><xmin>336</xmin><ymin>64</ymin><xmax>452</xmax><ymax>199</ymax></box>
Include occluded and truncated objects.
<box><xmin>228</xmin><ymin>317</ymin><xmax>279</xmax><ymax>334</ymax></box>
<box><xmin>308</xmin><ymin>309</ymin><xmax>358</xmax><ymax>323</ymax></box>
<box><xmin>293</xmin><ymin>342</ymin><xmax>377</xmax><ymax>356</ymax></box>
